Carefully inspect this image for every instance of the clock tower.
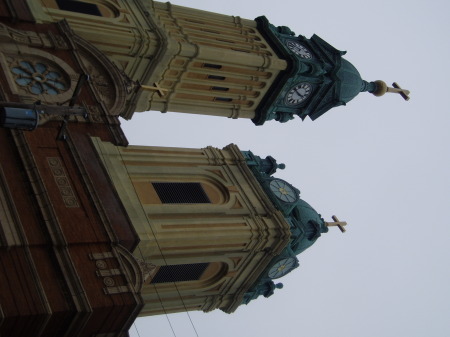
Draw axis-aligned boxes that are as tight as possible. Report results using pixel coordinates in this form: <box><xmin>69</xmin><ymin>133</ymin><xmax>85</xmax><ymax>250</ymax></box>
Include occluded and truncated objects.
<box><xmin>28</xmin><ymin>0</ymin><xmax>406</xmax><ymax>125</ymax></box>
<box><xmin>92</xmin><ymin>139</ymin><xmax>343</xmax><ymax>315</ymax></box>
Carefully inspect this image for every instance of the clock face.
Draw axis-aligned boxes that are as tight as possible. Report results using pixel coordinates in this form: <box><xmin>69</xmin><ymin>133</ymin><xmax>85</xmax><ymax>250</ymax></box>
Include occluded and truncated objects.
<box><xmin>268</xmin><ymin>257</ymin><xmax>298</xmax><ymax>279</ymax></box>
<box><xmin>285</xmin><ymin>83</ymin><xmax>312</xmax><ymax>106</ymax></box>
<box><xmin>286</xmin><ymin>41</ymin><xmax>313</xmax><ymax>59</ymax></box>
<box><xmin>269</xmin><ymin>179</ymin><xmax>298</xmax><ymax>203</ymax></box>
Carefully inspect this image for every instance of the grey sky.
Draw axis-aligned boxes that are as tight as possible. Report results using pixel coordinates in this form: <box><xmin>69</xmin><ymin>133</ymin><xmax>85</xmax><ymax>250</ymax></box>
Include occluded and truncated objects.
<box><xmin>125</xmin><ymin>1</ymin><xmax>450</xmax><ymax>336</ymax></box>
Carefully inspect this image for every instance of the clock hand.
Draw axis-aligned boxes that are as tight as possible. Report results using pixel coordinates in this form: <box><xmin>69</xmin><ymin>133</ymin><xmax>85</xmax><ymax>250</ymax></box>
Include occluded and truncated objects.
<box><xmin>295</xmin><ymin>89</ymin><xmax>305</xmax><ymax>98</ymax></box>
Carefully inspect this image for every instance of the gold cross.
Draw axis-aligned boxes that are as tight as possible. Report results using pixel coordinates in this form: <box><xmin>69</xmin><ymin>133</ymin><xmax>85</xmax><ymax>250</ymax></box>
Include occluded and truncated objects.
<box><xmin>140</xmin><ymin>82</ymin><xmax>168</xmax><ymax>97</ymax></box>
<box><xmin>387</xmin><ymin>82</ymin><xmax>410</xmax><ymax>101</ymax></box>
<box><xmin>325</xmin><ymin>215</ymin><xmax>347</xmax><ymax>233</ymax></box>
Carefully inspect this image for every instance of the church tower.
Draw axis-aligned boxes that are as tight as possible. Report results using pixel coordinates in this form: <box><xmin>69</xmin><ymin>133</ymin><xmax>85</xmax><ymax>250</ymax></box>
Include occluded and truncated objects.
<box><xmin>93</xmin><ymin>139</ymin><xmax>344</xmax><ymax>315</ymax></box>
<box><xmin>0</xmin><ymin>2</ymin><xmax>412</xmax><ymax>336</ymax></box>
<box><xmin>28</xmin><ymin>0</ymin><xmax>407</xmax><ymax>124</ymax></box>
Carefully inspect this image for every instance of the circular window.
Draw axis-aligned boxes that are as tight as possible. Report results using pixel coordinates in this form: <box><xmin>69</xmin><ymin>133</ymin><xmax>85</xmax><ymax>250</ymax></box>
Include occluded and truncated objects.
<box><xmin>11</xmin><ymin>61</ymin><xmax>68</xmax><ymax>96</ymax></box>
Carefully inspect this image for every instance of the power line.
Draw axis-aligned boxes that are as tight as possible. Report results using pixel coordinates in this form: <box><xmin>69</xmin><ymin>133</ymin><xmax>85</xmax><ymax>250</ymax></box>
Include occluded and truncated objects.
<box><xmin>116</xmin><ymin>147</ymin><xmax>200</xmax><ymax>337</ymax></box>
<box><xmin>133</xmin><ymin>323</ymin><xmax>142</xmax><ymax>337</ymax></box>
<box><xmin>137</xmin><ymin>246</ymin><xmax>178</xmax><ymax>337</ymax></box>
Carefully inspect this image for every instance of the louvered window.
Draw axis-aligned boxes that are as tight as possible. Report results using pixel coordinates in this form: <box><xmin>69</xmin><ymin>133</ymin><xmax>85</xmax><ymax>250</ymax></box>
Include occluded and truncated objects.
<box><xmin>151</xmin><ymin>263</ymin><xmax>209</xmax><ymax>283</ymax></box>
<box><xmin>208</xmin><ymin>75</ymin><xmax>226</xmax><ymax>80</ymax></box>
<box><xmin>152</xmin><ymin>182</ymin><xmax>211</xmax><ymax>204</ymax></box>
<box><xmin>203</xmin><ymin>63</ymin><xmax>222</xmax><ymax>69</ymax></box>
<box><xmin>214</xmin><ymin>97</ymin><xmax>232</xmax><ymax>102</ymax></box>
<box><xmin>56</xmin><ymin>0</ymin><xmax>102</xmax><ymax>16</ymax></box>
<box><xmin>211</xmin><ymin>86</ymin><xmax>229</xmax><ymax>91</ymax></box>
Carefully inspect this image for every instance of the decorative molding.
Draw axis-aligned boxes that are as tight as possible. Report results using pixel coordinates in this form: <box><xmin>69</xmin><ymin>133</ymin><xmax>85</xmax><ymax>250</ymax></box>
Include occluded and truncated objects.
<box><xmin>89</xmin><ymin>252</ymin><xmax>115</xmax><ymax>260</ymax></box>
<box><xmin>103</xmin><ymin>277</ymin><xmax>116</xmax><ymax>287</ymax></box>
<box><xmin>121</xmin><ymin>0</ymin><xmax>170</xmax><ymax>118</ymax></box>
<box><xmin>136</xmin><ymin>258</ymin><xmax>158</xmax><ymax>284</ymax></box>
<box><xmin>96</xmin><ymin>268</ymin><xmax>121</xmax><ymax>277</ymax></box>
<box><xmin>47</xmin><ymin>157</ymin><xmax>80</xmax><ymax>208</ymax></box>
<box><xmin>64</xmin><ymin>132</ymin><xmax>121</xmax><ymax>244</ymax></box>
<box><xmin>56</xmin><ymin>20</ymin><xmax>129</xmax><ymax>116</ymax></box>
<box><xmin>90</xmin><ymin>246</ymin><xmax>145</xmax><ymax>296</ymax></box>
<box><xmin>0</xmin><ymin>22</ymin><xmax>69</xmax><ymax>49</ymax></box>
<box><xmin>115</xmin><ymin>245</ymin><xmax>145</xmax><ymax>293</ymax></box>
<box><xmin>90</xmin><ymin>250</ymin><xmax>121</xmax><ymax>294</ymax></box>
<box><xmin>86</xmin><ymin>105</ymin><xmax>104</xmax><ymax>123</ymax></box>
<box><xmin>95</xmin><ymin>260</ymin><xmax>107</xmax><ymax>270</ymax></box>
<box><xmin>204</xmin><ymin>146</ymin><xmax>227</xmax><ymax>166</ymax></box>
<box><xmin>103</xmin><ymin>285</ymin><xmax>130</xmax><ymax>295</ymax></box>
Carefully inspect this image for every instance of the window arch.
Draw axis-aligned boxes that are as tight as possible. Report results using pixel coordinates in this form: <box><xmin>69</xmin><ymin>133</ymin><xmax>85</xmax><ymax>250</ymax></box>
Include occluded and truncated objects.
<box><xmin>150</xmin><ymin>262</ymin><xmax>227</xmax><ymax>285</ymax></box>
<box><xmin>150</xmin><ymin>263</ymin><xmax>208</xmax><ymax>284</ymax></box>
<box><xmin>55</xmin><ymin>0</ymin><xmax>118</xmax><ymax>18</ymax></box>
<box><xmin>134</xmin><ymin>179</ymin><xmax>229</xmax><ymax>205</ymax></box>
<box><xmin>152</xmin><ymin>182</ymin><xmax>211</xmax><ymax>204</ymax></box>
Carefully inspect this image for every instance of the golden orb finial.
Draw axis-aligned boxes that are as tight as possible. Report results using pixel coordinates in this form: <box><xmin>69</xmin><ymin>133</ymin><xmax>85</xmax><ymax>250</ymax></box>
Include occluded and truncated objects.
<box><xmin>372</xmin><ymin>81</ymin><xmax>410</xmax><ymax>101</ymax></box>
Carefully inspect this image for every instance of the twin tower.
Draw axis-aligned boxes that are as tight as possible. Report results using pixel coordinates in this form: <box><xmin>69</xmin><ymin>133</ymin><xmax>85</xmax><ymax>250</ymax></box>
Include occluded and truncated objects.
<box><xmin>30</xmin><ymin>0</ymin><xmax>383</xmax><ymax>314</ymax></box>
<box><xmin>0</xmin><ymin>1</ymin><xmax>406</xmax><ymax>334</ymax></box>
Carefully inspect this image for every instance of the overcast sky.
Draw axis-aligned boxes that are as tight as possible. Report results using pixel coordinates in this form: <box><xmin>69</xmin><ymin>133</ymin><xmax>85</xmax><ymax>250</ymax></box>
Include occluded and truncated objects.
<box><xmin>125</xmin><ymin>1</ymin><xmax>450</xmax><ymax>336</ymax></box>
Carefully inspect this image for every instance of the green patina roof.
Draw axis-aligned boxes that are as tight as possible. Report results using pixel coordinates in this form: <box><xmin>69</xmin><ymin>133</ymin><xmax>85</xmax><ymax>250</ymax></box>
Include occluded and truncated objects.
<box><xmin>338</xmin><ymin>59</ymin><xmax>371</xmax><ymax>103</ymax></box>
<box><xmin>253</xmin><ymin>17</ymin><xmax>377</xmax><ymax>124</ymax></box>
<box><xmin>240</xmin><ymin>151</ymin><xmax>328</xmax><ymax>306</ymax></box>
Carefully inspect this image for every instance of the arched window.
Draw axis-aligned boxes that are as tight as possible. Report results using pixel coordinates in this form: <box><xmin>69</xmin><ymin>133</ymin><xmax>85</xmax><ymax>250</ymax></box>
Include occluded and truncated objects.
<box><xmin>150</xmin><ymin>262</ymin><xmax>227</xmax><ymax>284</ymax></box>
<box><xmin>150</xmin><ymin>263</ymin><xmax>209</xmax><ymax>284</ymax></box>
<box><xmin>152</xmin><ymin>182</ymin><xmax>211</xmax><ymax>204</ymax></box>
<box><xmin>56</xmin><ymin>0</ymin><xmax>102</xmax><ymax>16</ymax></box>
<box><xmin>55</xmin><ymin>0</ymin><xmax>117</xmax><ymax>18</ymax></box>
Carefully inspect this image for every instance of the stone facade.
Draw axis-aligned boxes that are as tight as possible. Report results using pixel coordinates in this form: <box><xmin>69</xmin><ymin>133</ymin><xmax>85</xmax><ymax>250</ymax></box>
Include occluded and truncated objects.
<box><xmin>93</xmin><ymin>140</ymin><xmax>291</xmax><ymax>315</ymax></box>
<box><xmin>0</xmin><ymin>5</ymin><xmax>143</xmax><ymax>336</ymax></box>
<box><xmin>30</xmin><ymin>0</ymin><xmax>288</xmax><ymax>120</ymax></box>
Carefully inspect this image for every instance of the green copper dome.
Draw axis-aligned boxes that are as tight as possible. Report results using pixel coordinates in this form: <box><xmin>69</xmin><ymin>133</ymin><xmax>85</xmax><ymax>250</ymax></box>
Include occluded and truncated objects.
<box><xmin>337</xmin><ymin>58</ymin><xmax>377</xmax><ymax>104</ymax></box>
<box><xmin>289</xmin><ymin>199</ymin><xmax>328</xmax><ymax>255</ymax></box>
<box><xmin>240</xmin><ymin>151</ymin><xmax>329</xmax><ymax>306</ymax></box>
<box><xmin>253</xmin><ymin>17</ymin><xmax>378</xmax><ymax>124</ymax></box>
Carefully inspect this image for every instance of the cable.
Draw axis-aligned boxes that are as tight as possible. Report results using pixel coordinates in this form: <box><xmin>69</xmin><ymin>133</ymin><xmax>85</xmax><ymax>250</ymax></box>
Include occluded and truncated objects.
<box><xmin>97</xmin><ymin>142</ymin><xmax>179</xmax><ymax>337</ymax></box>
<box><xmin>137</xmin><ymin>246</ymin><xmax>177</xmax><ymax>337</ymax></box>
<box><xmin>133</xmin><ymin>323</ymin><xmax>142</xmax><ymax>337</ymax></box>
<box><xmin>116</xmin><ymin>146</ymin><xmax>200</xmax><ymax>337</ymax></box>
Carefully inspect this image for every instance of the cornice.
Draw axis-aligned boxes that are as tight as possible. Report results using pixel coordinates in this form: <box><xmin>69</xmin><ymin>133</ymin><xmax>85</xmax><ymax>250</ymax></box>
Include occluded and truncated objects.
<box><xmin>121</xmin><ymin>0</ymin><xmax>171</xmax><ymax>118</ymax></box>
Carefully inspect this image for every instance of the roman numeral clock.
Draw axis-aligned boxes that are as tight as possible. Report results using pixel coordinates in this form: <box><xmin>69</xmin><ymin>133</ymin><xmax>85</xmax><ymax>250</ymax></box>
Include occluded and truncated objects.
<box><xmin>285</xmin><ymin>83</ymin><xmax>313</xmax><ymax>106</ymax></box>
<box><xmin>241</xmin><ymin>151</ymin><xmax>337</xmax><ymax>305</ymax></box>
<box><xmin>253</xmin><ymin>17</ymin><xmax>385</xmax><ymax>124</ymax></box>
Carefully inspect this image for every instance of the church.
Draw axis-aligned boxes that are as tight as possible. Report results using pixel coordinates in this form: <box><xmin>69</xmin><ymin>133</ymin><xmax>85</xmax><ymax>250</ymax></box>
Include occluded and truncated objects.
<box><xmin>0</xmin><ymin>1</ymin><xmax>406</xmax><ymax>336</ymax></box>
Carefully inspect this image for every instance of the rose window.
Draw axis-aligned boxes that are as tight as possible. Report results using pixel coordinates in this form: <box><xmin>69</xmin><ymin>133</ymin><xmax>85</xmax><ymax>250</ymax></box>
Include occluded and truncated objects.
<box><xmin>11</xmin><ymin>61</ymin><xmax>68</xmax><ymax>95</ymax></box>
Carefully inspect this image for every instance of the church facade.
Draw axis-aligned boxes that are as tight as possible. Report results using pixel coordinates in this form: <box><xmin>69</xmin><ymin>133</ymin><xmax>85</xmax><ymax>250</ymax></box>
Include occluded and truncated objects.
<box><xmin>0</xmin><ymin>1</ymin><xmax>355</xmax><ymax>337</ymax></box>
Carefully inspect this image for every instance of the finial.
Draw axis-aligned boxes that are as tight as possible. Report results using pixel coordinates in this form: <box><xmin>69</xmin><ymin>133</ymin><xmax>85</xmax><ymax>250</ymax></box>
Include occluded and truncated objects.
<box><xmin>324</xmin><ymin>215</ymin><xmax>347</xmax><ymax>233</ymax></box>
<box><xmin>372</xmin><ymin>81</ymin><xmax>410</xmax><ymax>101</ymax></box>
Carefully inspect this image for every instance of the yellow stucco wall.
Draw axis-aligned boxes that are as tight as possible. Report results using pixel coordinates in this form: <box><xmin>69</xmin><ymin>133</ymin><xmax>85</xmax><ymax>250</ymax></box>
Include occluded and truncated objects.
<box><xmin>28</xmin><ymin>0</ymin><xmax>287</xmax><ymax>120</ymax></box>
<box><xmin>92</xmin><ymin>138</ymin><xmax>291</xmax><ymax>314</ymax></box>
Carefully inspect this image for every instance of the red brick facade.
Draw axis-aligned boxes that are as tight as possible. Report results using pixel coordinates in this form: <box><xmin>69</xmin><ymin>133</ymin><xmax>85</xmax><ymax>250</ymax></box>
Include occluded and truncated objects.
<box><xmin>0</xmin><ymin>3</ymin><xmax>143</xmax><ymax>336</ymax></box>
